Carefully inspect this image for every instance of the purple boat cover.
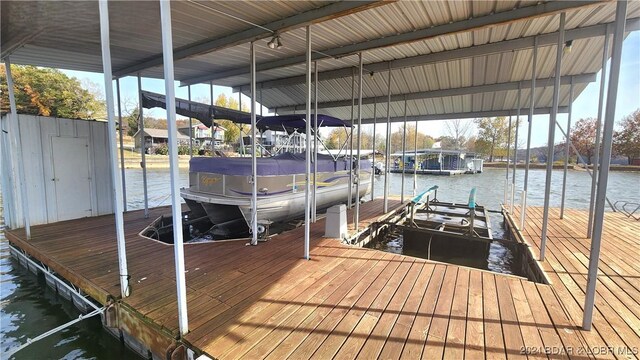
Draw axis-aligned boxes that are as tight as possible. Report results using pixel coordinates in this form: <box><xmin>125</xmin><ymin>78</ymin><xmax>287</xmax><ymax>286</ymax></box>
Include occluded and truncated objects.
<box><xmin>190</xmin><ymin>152</ymin><xmax>370</xmax><ymax>176</ymax></box>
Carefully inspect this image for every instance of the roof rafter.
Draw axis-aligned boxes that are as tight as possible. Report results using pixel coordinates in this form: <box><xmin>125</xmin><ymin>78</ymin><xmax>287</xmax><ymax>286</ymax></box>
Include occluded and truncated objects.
<box><xmin>112</xmin><ymin>0</ymin><xmax>386</xmax><ymax>77</ymax></box>
<box><xmin>350</xmin><ymin>107</ymin><xmax>569</xmax><ymax>125</ymax></box>
<box><xmin>235</xmin><ymin>17</ymin><xmax>640</xmax><ymax>93</ymax></box>
<box><xmin>273</xmin><ymin>73</ymin><xmax>596</xmax><ymax>112</ymax></box>
<box><xmin>181</xmin><ymin>0</ymin><xmax>604</xmax><ymax>86</ymax></box>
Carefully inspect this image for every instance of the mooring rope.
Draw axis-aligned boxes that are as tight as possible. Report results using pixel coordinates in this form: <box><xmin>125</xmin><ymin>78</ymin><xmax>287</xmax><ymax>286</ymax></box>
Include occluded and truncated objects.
<box><xmin>5</xmin><ymin>306</ymin><xmax>105</xmax><ymax>358</ymax></box>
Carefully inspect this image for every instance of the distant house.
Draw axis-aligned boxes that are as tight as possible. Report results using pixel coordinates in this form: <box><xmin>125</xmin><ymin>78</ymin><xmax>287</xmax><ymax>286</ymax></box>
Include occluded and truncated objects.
<box><xmin>178</xmin><ymin>123</ymin><xmax>226</xmax><ymax>148</ymax></box>
<box><xmin>133</xmin><ymin>128</ymin><xmax>190</xmax><ymax>150</ymax></box>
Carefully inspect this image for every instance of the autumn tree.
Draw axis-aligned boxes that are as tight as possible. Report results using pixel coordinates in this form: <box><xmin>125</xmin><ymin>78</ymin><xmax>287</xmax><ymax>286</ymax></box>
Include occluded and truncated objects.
<box><xmin>570</xmin><ymin>118</ymin><xmax>597</xmax><ymax>164</ymax></box>
<box><xmin>214</xmin><ymin>93</ymin><xmax>250</xmax><ymax>145</ymax></box>
<box><xmin>474</xmin><ymin>117</ymin><xmax>511</xmax><ymax>161</ymax></box>
<box><xmin>0</xmin><ymin>64</ymin><xmax>105</xmax><ymax>119</ymax></box>
<box><xmin>613</xmin><ymin>109</ymin><xmax>640</xmax><ymax>164</ymax></box>
<box><xmin>389</xmin><ymin>125</ymin><xmax>433</xmax><ymax>153</ymax></box>
<box><xmin>325</xmin><ymin>127</ymin><xmax>373</xmax><ymax>150</ymax></box>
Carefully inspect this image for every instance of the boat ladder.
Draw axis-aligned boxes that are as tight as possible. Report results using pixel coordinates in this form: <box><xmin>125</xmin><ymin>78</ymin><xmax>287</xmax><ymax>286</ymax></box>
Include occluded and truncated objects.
<box><xmin>613</xmin><ymin>200</ymin><xmax>640</xmax><ymax>221</ymax></box>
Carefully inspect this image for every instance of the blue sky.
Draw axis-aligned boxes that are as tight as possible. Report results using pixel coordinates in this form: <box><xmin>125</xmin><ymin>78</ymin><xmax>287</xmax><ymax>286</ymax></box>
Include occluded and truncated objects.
<box><xmin>63</xmin><ymin>31</ymin><xmax>639</xmax><ymax>148</ymax></box>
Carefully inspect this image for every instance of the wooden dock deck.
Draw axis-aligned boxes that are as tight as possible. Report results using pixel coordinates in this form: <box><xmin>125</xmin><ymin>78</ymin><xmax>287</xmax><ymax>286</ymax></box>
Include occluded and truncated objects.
<box><xmin>513</xmin><ymin>207</ymin><xmax>640</xmax><ymax>359</ymax></box>
<box><xmin>6</xmin><ymin>201</ymin><xmax>639</xmax><ymax>359</ymax></box>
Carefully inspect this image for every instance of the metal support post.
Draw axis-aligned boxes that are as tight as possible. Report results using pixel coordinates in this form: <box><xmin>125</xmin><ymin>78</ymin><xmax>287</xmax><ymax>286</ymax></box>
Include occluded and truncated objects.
<box><xmin>159</xmin><ymin>0</ymin><xmax>188</xmax><ymax>335</ymax></box>
<box><xmin>560</xmin><ymin>79</ymin><xmax>574</xmax><ymax>219</ymax></box>
<box><xmin>116</xmin><ymin>78</ymin><xmax>127</xmax><ymax>211</ymax></box>
<box><xmin>348</xmin><ymin>69</ymin><xmax>355</xmax><ymax>208</ymax></box>
<box><xmin>401</xmin><ymin>97</ymin><xmax>407</xmax><ymax>204</ymax></box>
<box><xmin>210</xmin><ymin>81</ymin><xmax>215</xmax><ymax>153</ymax></box>
<box><xmin>383</xmin><ymin>65</ymin><xmax>392</xmax><ymax>213</ymax></box>
<box><xmin>304</xmin><ymin>26</ymin><xmax>312</xmax><ymax>259</ymax></box>
<box><xmin>3</xmin><ymin>59</ymin><xmax>31</xmax><ymax>238</ymax></box>
<box><xmin>511</xmin><ymin>86</ymin><xmax>521</xmax><ymax>215</ymax></box>
<box><xmin>188</xmin><ymin>85</ymin><xmax>193</xmax><ymax>158</ymax></box>
<box><xmin>250</xmin><ymin>42</ymin><xmax>259</xmax><ymax>246</ymax></box>
<box><xmin>312</xmin><ymin>61</ymin><xmax>318</xmax><ymax>222</ymax></box>
<box><xmin>584</xmin><ymin>0</ymin><xmax>627</xmax><ymax>331</ymax></box>
<box><xmin>540</xmin><ymin>12</ymin><xmax>566</xmax><ymax>261</ymax></box>
<box><xmin>505</xmin><ymin>116</ymin><xmax>512</xmax><ymax>208</ymax></box>
<box><xmin>371</xmin><ymin>102</ymin><xmax>377</xmax><ymax>202</ymax></box>
<box><xmin>521</xmin><ymin>37</ymin><xmax>538</xmax><ymax>230</ymax></box>
<box><xmin>98</xmin><ymin>1</ymin><xmax>129</xmax><ymax>298</ymax></box>
<box><xmin>588</xmin><ymin>28</ymin><xmax>611</xmax><ymax>238</ymax></box>
<box><xmin>355</xmin><ymin>53</ymin><xmax>363</xmax><ymax>231</ymax></box>
<box><xmin>413</xmin><ymin>118</ymin><xmax>418</xmax><ymax>197</ymax></box>
<box><xmin>137</xmin><ymin>74</ymin><xmax>149</xmax><ymax>218</ymax></box>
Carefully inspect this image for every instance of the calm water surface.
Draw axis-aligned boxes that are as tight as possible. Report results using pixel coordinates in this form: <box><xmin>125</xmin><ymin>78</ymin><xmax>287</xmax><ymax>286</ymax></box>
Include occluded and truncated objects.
<box><xmin>1</xmin><ymin>167</ymin><xmax>638</xmax><ymax>358</ymax></box>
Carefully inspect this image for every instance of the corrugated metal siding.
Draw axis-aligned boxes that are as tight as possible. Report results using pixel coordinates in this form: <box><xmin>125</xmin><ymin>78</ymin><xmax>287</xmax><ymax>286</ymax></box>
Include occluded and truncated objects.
<box><xmin>0</xmin><ymin>115</ymin><xmax>114</xmax><ymax>228</ymax></box>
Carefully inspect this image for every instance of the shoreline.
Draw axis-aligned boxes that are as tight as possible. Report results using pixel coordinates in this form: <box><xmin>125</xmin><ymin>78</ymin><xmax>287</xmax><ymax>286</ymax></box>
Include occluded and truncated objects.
<box><xmin>483</xmin><ymin>162</ymin><xmax>640</xmax><ymax>172</ymax></box>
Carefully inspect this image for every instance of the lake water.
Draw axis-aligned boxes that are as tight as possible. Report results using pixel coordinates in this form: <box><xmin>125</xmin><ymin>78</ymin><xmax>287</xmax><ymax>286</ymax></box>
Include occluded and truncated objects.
<box><xmin>1</xmin><ymin>167</ymin><xmax>638</xmax><ymax>358</ymax></box>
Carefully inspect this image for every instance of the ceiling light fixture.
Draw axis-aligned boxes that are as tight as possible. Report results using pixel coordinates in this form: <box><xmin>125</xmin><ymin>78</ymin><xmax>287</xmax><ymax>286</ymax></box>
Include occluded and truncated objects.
<box><xmin>563</xmin><ymin>40</ymin><xmax>573</xmax><ymax>54</ymax></box>
<box><xmin>267</xmin><ymin>34</ymin><xmax>283</xmax><ymax>49</ymax></box>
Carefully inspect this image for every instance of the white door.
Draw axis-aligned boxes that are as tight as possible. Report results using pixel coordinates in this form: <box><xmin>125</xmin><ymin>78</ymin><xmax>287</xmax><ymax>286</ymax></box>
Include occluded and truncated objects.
<box><xmin>51</xmin><ymin>137</ymin><xmax>92</xmax><ymax>221</ymax></box>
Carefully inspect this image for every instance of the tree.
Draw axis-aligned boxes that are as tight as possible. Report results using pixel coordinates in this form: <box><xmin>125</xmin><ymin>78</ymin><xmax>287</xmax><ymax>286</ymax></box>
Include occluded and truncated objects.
<box><xmin>613</xmin><ymin>109</ymin><xmax>640</xmax><ymax>164</ymax></box>
<box><xmin>214</xmin><ymin>93</ymin><xmax>249</xmax><ymax>145</ymax></box>
<box><xmin>326</xmin><ymin>127</ymin><xmax>350</xmax><ymax>149</ymax></box>
<box><xmin>570</xmin><ymin>118</ymin><xmax>597</xmax><ymax>164</ymax></box>
<box><xmin>444</xmin><ymin>119</ymin><xmax>472</xmax><ymax>150</ymax></box>
<box><xmin>474</xmin><ymin>117</ymin><xmax>510</xmax><ymax>161</ymax></box>
<box><xmin>389</xmin><ymin>125</ymin><xmax>433</xmax><ymax>153</ymax></box>
<box><xmin>0</xmin><ymin>64</ymin><xmax>105</xmax><ymax>119</ymax></box>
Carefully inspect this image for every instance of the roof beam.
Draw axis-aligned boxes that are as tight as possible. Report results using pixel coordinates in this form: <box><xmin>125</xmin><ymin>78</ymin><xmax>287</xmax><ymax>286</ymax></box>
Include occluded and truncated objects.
<box><xmin>112</xmin><ymin>0</ymin><xmax>386</xmax><ymax>77</ymax></box>
<box><xmin>352</xmin><ymin>107</ymin><xmax>569</xmax><ymax>125</ymax></box>
<box><xmin>181</xmin><ymin>0</ymin><xmax>602</xmax><ymax>86</ymax></box>
<box><xmin>273</xmin><ymin>73</ymin><xmax>596</xmax><ymax>112</ymax></box>
<box><xmin>235</xmin><ymin>17</ymin><xmax>640</xmax><ymax>92</ymax></box>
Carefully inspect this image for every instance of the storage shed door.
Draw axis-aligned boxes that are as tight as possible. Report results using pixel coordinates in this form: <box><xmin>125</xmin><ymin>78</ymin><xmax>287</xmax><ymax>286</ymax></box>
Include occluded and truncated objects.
<box><xmin>51</xmin><ymin>137</ymin><xmax>93</xmax><ymax>221</ymax></box>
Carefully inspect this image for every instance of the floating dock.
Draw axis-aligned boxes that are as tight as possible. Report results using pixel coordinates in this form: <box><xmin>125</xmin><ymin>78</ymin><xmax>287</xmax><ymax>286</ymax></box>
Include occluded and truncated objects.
<box><xmin>6</xmin><ymin>202</ymin><xmax>640</xmax><ymax>359</ymax></box>
<box><xmin>389</xmin><ymin>169</ymin><xmax>468</xmax><ymax>176</ymax></box>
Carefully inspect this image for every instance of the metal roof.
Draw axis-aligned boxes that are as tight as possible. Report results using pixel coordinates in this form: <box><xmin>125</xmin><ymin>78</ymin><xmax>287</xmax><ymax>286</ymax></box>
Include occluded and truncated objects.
<box><xmin>2</xmin><ymin>0</ymin><xmax>638</xmax><ymax>122</ymax></box>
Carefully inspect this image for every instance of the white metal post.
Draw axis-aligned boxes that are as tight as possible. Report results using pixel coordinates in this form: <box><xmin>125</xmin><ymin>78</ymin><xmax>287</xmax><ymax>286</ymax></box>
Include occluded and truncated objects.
<box><xmin>383</xmin><ymin>65</ymin><xmax>392</xmax><ymax>213</ymax></box>
<box><xmin>371</xmin><ymin>102</ymin><xmax>377</xmax><ymax>202</ymax></box>
<box><xmin>511</xmin><ymin>86</ymin><xmax>521</xmax><ymax>215</ymax></box>
<box><xmin>588</xmin><ymin>28</ymin><xmax>611</xmax><ymax>238</ymax></box>
<box><xmin>348</xmin><ymin>69</ymin><xmax>355</xmax><ymax>208</ymax></box>
<box><xmin>116</xmin><ymin>78</ymin><xmax>127</xmax><ymax>212</ymax></box>
<box><xmin>401</xmin><ymin>97</ymin><xmax>407</xmax><ymax>203</ymax></box>
<box><xmin>4</xmin><ymin>58</ymin><xmax>31</xmax><ymax>238</ymax></box>
<box><xmin>521</xmin><ymin>37</ymin><xmax>538</xmax><ymax>230</ymax></box>
<box><xmin>560</xmin><ymin>79</ymin><xmax>574</xmax><ymax>219</ymax></box>
<box><xmin>98</xmin><ymin>1</ymin><xmax>129</xmax><ymax>298</ymax></box>
<box><xmin>304</xmin><ymin>26</ymin><xmax>312</xmax><ymax>259</ymax></box>
<box><xmin>210</xmin><ymin>81</ymin><xmax>215</xmax><ymax>153</ymax></box>
<box><xmin>250</xmin><ymin>42</ymin><xmax>258</xmax><ymax>246</ymax></box>
<box><xmin>137</xmin><ymin>74</ymin><xmax>149</xmax><ymax>218</ymax></box>
<box><xmin>584</xmin><ymin>0</ymin><xmax>627</xmax><ymax>331</ymax></box>
<box><xmin>413</xmin><ymin>118</ymin><xmax>417</xmax><ymax>197</ymax></box>
<box><xmin>312</xmin><ymin>61</ymin><xmax>318</xmax><ymax>222</ymax></box>
<box><xmin>159</xmin><ymin>0</ymin><xmax>188</xmax><ymax>335</ymax></box>
<box><xmin>355</xmin><ymin>53</ymin><xmax>363</xmax><ymax>232</ymax></box>
<box><xmin>540</xmin><ymin>12</ymin><xmax>566</xmax><ymax>261</ymax></box>
<box><xmin>505</xmin><ymin>115</ymin><xmax>512</xmax><ymax>208</ymax></box>
<box><xmin>188</xmin><ymin>85</ymin><xmax>193</xmax><ymax>158</ymax></box>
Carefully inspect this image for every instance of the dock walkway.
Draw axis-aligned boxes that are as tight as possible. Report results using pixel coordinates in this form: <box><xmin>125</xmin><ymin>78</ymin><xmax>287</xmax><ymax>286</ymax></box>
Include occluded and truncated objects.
<box><xmin>6</xmin><ymin>202</ymin><xmax>638</xmax><ymax>359</ymax></box>
<box><xmin>513</xmin><ymin>207</ymin><xmax>640</xmax><ymax>359</ymax></box>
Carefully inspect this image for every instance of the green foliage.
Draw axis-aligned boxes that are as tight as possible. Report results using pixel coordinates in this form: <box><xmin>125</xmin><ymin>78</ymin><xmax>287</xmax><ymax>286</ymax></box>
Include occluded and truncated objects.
<box><xmin>613</xmin><ymin>109</ymin><xmax>640</xmax><ymax>164</ymax></box>
<box><xmin>0</xmin><ymin>64</ymin><xmax>105</xmax><ymax>119</ymax></box>
<box><xmin>474</xmin><ymin>117</ymin><xmax>515</xmax><ymax>161</ymax></box>
<box><xmin>214</xmin><ymin>93</ymin><xmax>250</xmax><ymax>145</ymax></box>
<box><xmin>153</xmin><ymin>144</ymin><xmax>169</xmax><ymax>155</ymax></box>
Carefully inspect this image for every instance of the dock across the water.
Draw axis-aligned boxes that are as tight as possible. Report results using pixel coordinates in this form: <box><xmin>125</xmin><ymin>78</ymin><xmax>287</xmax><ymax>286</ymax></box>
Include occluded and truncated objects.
<box><xmin>6</xmin><ymin>201</ymin><xmax>640</xmax><ymax>359</ymax></box>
